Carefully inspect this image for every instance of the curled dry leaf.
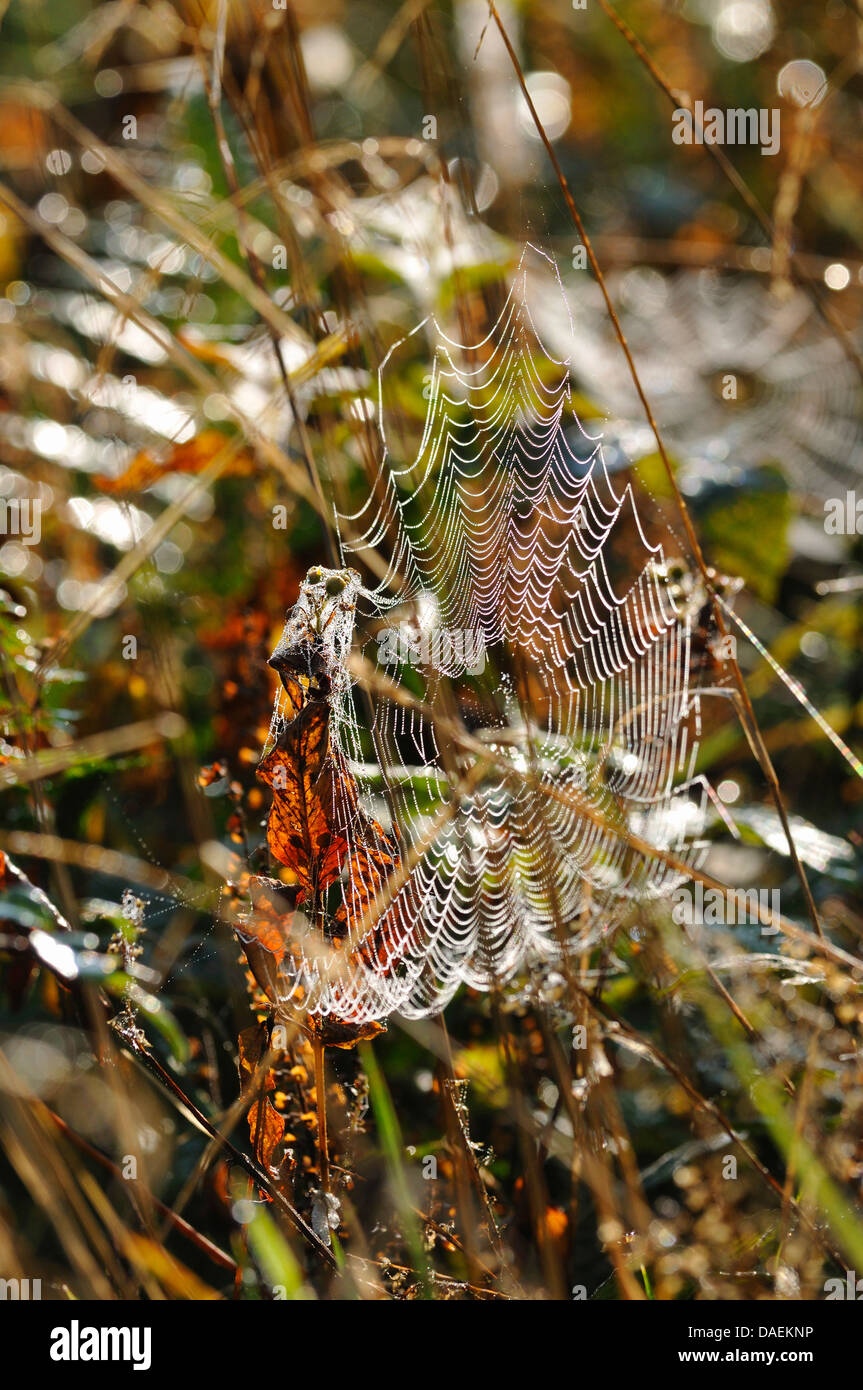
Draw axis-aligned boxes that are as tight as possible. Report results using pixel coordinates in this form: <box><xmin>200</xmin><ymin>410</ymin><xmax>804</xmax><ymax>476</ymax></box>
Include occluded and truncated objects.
<box><xmin>94</xmin><ymin>430</ymin><xmax>255</xmax><ymax>495</ymax></box>
<box><xmin>257</xmin><ymin>701</ymin><xmax>351</xmax><ymax>901</ymax></box>
<box><xmin>237</xmin><ymin>1021</ymin><xmax>286</xmax><ymax>1176</ymax></box>
<box><xmin>234</xmin><ymin>641</ymin><xmax>396</xmax><ymax>1047</ymax></box>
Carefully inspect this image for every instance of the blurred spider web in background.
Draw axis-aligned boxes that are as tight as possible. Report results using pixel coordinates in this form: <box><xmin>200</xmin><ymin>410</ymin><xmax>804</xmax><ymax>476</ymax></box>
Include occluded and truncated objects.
<box><xmin>535</xmin><ymin>265</ymin><xmax>863</xmax><ymax>501</ymax></box>
<box><xmin>256</xmin><ymin>248</ymin><xmax>719</xmax><ymax>1025</ymax></box>
<box><xmin>322</xmin><ymin>174</ymin><xmax>863</xmax><ymax>505</ymax></box>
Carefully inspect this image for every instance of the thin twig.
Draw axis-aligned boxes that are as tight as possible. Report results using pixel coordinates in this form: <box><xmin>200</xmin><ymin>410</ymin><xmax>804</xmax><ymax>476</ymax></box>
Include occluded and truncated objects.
<box><xmin>312</xmin><ymin>1033</ymin><xmax>330</xmax><ymax>1195</ymax></box>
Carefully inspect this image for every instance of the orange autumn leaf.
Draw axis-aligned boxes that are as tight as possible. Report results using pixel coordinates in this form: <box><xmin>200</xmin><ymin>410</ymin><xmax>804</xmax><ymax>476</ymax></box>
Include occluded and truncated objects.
<box><xmin>237</xmin><ymin>1022</ymin><xmax>286</xmax><ymax>1174</ymax></box>
<box><xmin>335</xmin><ymin>838</ymin><xmax>401</xmax><ymax>961</ymax></box>
<box><xmin>312</xmin><ymin>1015</ymin><xmax>386</xmax><ymax>1048</ymax></box>
<box><xmin>246</xmin><ymin>1096</ymin><xmax>286</xmax><ymax>1175</ymax></box>
<box><xmin>543</xmin><ymin>1207</ymin><xmax>569</xmax><ymax>1243</ymax></box>
<box><xmin>257</xmin><ymin>701</ymin><xmax>351</xmax><ymax>901</ymax></box>
<box><xmin>234</xmin><ymin>876</ymin><xmax>298</xmax><ymax>1008</ymax></box>
<box><xmin>237</xmin><ymin>1021</ymin><xmax>275</xmax><ymax>1090</ymax></box>
<box><xmin>245</xmin><ymin>876</ymin><xmax>298</xmax><ymax>965</ymax></box>
<box><xmin>237</xmin><ymin>887</ymin><xmax>386</xmax><ymax>1045</ymax></box>
<box><xmin>236</xmin><ymin>863</ymin><xmax>396</xmax><ymax>1049</ymax></box>
<box><xmin>233</xmin><ymin>584</ymin><xmax>404</xmax><ymax>1046</ymax></box>
<box><xmin>0</xmin><ymin>100</ymin><xmax>48</xmax><ymax>171</ymax></box>
<box><xmin>235</xmin><ymin>879</ymin><xmax>384</xmax><ymax>1044</ymax></box>
<box><xmin>197</xmin><ymin>760</ymin><xmax>229</xmax><ymax>792</ymax></box>
<box><xmin>94</xmin><ymin>430</ymin><xmax>254</xmax><ymax>495</ymax></box>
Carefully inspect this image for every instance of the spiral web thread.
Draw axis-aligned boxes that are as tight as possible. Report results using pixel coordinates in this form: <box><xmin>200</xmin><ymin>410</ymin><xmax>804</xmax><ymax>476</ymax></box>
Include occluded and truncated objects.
<box><xmin>264</xmin><ymin>247</ymin><xmax>712</xmax><ymax>1023</ymax></box>
<box><xmin>535</xmin><ymin>265</ymin><xmax>863</xmax><ymax>498</ymax></box>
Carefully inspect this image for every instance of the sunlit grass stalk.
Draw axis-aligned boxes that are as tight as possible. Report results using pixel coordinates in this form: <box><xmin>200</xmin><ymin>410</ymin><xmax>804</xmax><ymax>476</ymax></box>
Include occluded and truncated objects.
<box><xmin>359</xmin><ymin>1041</ymin><xmax>433</xmax><ymax>1297</ymax></box>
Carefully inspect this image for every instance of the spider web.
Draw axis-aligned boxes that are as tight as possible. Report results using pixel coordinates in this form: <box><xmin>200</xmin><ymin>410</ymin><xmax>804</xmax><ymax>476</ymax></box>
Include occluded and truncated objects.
<box><xmin>260</xmin><ymin>247</ymin><xmax>713</xmax><ymax>1024</ymax></box>
<box><xmin>534</xmin><ymin>264</ymin><xmax>863</xmax><ymax>499</ymax></box>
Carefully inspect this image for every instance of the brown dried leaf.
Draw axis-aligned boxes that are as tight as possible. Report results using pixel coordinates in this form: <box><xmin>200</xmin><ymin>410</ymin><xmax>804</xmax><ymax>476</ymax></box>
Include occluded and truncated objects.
<box><xmin>238</xmin><ymin>1022</ymin><xmax>286</xmax><ymax>1173</ymax></box>
<box><xmin>257</xmin><ymin>701</ymin><xmax>351</xmax><ymax>900</ymax></box>
<box><xmin>237</xmin><ymin>644</ymin><xmax>402</xmax><ymax>1047</ymax></box>
<box><xmin>246</xmin><ymin>1096</ymin><xmax>287</xmax><ymax>1175</ymax></box>
<box><xmin>94</xmin><ymin>430</ymin><xmax>254</xmax><ymax>494</ymax></box>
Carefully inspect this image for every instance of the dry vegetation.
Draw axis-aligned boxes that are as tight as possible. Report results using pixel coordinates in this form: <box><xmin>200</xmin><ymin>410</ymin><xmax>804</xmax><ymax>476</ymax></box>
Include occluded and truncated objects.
<box><xmin>0</xmin><ymin>0</ymin><xmax>861</xmax><ymax>1305</ymax></box>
